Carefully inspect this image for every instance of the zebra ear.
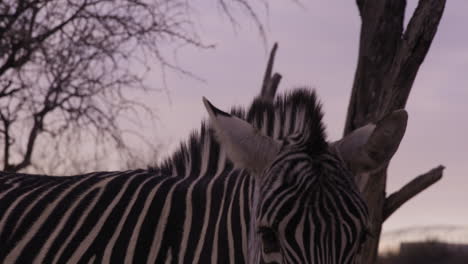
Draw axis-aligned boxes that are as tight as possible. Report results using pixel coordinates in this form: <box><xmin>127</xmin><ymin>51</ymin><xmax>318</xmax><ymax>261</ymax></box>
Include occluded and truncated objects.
<box><xmin>203</xmin><ymin>97</ymin><xmax>280</xmax><ymax>174</ymax></box>
<box><xmin>335</xmin><ymin>109</ymin><xmax>408</xmax><ymax>175</ymax></box>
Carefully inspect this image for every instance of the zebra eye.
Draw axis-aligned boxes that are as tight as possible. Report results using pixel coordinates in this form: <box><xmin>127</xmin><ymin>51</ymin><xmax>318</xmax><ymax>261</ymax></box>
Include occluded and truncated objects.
<box><xmin>258</xmin><ymin>226</ymin><xmax>280</xmax><ymax>253</ymax></box>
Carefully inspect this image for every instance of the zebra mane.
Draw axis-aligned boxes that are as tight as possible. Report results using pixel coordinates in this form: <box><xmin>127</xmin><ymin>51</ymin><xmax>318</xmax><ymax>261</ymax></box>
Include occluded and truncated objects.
<box><xmin>156</xmin><ymin>88</ymin><xmax>327</xmax><ymax>176</ymax></box>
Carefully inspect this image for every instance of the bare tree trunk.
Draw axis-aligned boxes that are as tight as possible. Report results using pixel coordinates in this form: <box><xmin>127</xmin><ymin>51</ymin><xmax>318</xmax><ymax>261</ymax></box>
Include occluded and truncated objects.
<box><xmin>344</xmin><ymin>1</ymin><xmax>446</xmax><ymax>262</ymax></box>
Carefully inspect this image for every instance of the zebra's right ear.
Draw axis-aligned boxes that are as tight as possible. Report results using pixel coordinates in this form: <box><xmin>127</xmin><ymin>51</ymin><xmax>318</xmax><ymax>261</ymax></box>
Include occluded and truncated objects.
<box><xmin>203</xmin><ymin>97</ymin><xmax>280</xmax><ymax>174</ymax></box>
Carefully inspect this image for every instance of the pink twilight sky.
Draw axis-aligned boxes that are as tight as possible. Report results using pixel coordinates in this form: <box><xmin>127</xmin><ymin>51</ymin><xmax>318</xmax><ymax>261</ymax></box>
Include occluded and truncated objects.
<box><xmin>135</xmin><ymin>1</ymin><xmax>468</xmax><ymax>233</ymax></box>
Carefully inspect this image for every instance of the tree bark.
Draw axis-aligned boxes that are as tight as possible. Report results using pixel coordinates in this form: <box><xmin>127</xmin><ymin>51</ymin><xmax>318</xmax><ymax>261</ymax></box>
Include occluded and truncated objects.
<box><xmin>344</xmin><ymin>0</ymin><xmax>446</xmax><ymax>262</ymax></box>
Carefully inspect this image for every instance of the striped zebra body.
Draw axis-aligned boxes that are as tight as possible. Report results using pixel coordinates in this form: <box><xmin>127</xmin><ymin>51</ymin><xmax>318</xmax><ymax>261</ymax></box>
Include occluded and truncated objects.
<box><xmin>0</xmin><ymin>169</ymin><xmax>252</xmax><ymax>263</ymax></box>
<box><xmin>0</xmin><ymin>88</ymin><xmax>408</xmax><ymax>263</ymax></box>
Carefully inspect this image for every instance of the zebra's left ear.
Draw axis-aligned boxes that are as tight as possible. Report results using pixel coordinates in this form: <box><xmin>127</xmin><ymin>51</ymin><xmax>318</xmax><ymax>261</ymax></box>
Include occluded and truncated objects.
<box><xmin>334</xmin><ymin>110</ymin><xmax>408</xmax><ymax>188</ymax></box>
<box><xmin>203</xmin><ymin>97</ymin><xmax>280</xmax><ymax>174</ymax></box>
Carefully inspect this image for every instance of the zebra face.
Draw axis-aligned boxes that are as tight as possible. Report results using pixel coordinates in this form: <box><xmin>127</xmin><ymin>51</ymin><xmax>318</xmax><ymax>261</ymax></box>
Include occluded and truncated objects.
<box><xmin>203</xmin><ymin>92</ymin><xmax>407</xmax><ymax>264</ymax></box>
<box><xmin>254</xmin><ymin>144</ymin><xmax>370</xmax><ymax>264</ymax></box>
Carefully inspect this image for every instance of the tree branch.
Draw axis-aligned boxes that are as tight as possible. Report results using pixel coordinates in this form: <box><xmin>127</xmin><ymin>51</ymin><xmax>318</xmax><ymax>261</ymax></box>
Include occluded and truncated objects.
<box><xmin>7</xmin><ymin>114</ymin><xmax>43</xmax><ymax>172</ymax></box>
<box><xmin>0</xmin><ymin>81</ymin><xmax>20</xmax><ymax>98</ymax></box>
<box><xmin>344</xmin><ymin>0</ymin><xmax>406</xmax><ymax>135</ymax></box>
<box><xmin>0</xmin><ymin>112</ymin><xmax>12</xmax><ymax>170</ymax></box>
<box><xmin>0</xmin><ymin>0</ymin><xmax>37</xmax><ymax>39</ymax></box>
<box><xmin>5</xmin><ymin>78</ymin><xmax>62</xmax><ymax>172</ymax></box>
<box><xmin>383</xmin><ymin>0</ymin><xmax>446</xmax><ymax>112</ymax></box>
<box><xmin>269</xmin><ymin>73</ymin><xmax>281</xmax><ymax>96</ymax></box>
<box><xmin>355</xmin><ymin>0</ymin><xmax>365</xmax><ymax>16</ymax></box>
<box><xmin>383</xmin><ymin>165</ymin><xmax>444</xmax><ymax>221</ymax></box>
<box><xmin>259</xmin><ymin>42</ymin><xmax>281</xmax><ymax>102</ymax></box>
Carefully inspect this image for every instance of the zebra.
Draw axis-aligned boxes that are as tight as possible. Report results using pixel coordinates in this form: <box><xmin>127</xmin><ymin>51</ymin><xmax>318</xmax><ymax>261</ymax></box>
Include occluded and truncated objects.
<box><xmin>0</xmin><ymin>87</ymin><xmax>407</xmax><ymax>263</ymax></box>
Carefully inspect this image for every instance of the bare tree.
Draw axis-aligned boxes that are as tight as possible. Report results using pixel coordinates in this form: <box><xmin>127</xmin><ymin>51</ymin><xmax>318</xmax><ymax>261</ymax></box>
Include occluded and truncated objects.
<box><xmin>0</xmin><ymin>0</ymin><xmax>262</xmax><ymax>174</ymax></box>
<box><xmin>346</xmin><ymin>1</ymin><xmax>446</xmax><ymax>262</ymax></box>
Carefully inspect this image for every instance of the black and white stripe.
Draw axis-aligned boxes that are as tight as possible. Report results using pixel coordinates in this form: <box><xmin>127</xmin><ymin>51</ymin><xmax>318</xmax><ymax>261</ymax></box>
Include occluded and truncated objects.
<box><xmin>0</xmin><ymin>88</ymin><xmax>371</xmax><ymax>263</ymax></box>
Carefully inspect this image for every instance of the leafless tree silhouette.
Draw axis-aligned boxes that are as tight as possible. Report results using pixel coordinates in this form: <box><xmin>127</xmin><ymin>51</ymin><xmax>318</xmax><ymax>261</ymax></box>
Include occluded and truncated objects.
<box><xmin>0</xmin><ymin>0</ymin><xmax>260</xmax><ymax>173</ymax></box>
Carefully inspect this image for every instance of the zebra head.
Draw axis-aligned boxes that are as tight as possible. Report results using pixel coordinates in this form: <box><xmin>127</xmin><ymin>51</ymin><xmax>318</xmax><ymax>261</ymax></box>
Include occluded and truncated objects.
<box><xmin>203</xmin><ymin>90</ymin><xmax>407</xmax><ymax>264</ymax></box>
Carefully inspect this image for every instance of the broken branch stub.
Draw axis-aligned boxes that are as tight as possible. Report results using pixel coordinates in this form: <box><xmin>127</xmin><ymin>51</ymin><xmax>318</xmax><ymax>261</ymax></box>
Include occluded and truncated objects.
<box><xmin>259</xmin><ymin>43</ymin><xmax>281</xmax><ymax>102</ymax></box>
<box><xmin>384</xmin><ymin>165</ymin><xmax>444</xmax><ymax>221</ymax></box>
